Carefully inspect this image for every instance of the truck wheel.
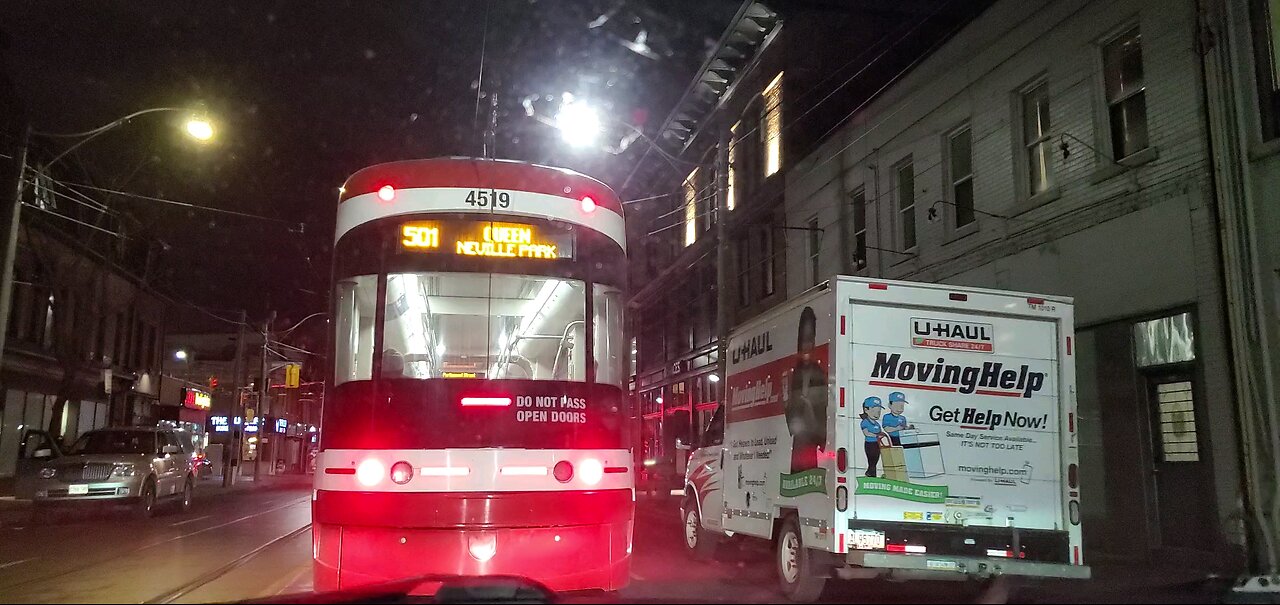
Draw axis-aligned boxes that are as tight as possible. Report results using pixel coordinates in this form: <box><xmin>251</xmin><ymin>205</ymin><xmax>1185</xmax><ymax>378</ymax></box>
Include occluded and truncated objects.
<box><xmin>776</xmin><ymin>516</ymin><xmax>826</xmax><ymax>602</ymax></box>
<box><xmin>134</xmin><ymin>479</ymin><xmax>157</xmax><ymax>520</ymax></box>
<box><xmin>682</xmin><ymin>500</ymin><xmax>717</xmax><ymax>561</ymax></box>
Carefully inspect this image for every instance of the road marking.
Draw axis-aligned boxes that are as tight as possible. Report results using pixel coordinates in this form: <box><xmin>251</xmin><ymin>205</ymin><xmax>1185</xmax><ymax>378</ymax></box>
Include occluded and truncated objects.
<box><xmin>630</xmin><ymin>571</ymin><xmax>646</xmax><ymax>581</ymax></box>
<box><xmin>169</xmin><ymin>515</ymin><xmax>212</xmax><ymax>527</ymax></box>
<box><xmin>0</xmin><ymin>557</ymin><xmax>37</xmax><ymax>570</ymax></box>
<box><xmin>269</xmin><ymin>563</ymin><xmax>313</xmax><ymax>597</ymax></box>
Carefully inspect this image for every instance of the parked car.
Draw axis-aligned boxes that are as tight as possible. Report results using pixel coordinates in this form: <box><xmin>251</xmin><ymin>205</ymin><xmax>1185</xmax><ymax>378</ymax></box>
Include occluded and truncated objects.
<box><xmin>14</xmin><ymin>426</ymin><xmax>197</xmax><ymax>521</ymax></box>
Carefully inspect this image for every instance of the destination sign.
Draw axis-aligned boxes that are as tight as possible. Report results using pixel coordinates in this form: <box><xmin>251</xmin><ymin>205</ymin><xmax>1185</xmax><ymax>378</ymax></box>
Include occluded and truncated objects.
<box><xmin>399</xmin><ymin>220</ymin><xmax>574</xmax><ymax>260</ymax></box>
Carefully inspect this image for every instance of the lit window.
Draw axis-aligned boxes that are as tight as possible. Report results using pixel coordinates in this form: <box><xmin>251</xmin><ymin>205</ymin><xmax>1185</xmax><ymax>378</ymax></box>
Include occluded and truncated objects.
<box><xmin>683</xmin><ymin>169</ymin><xmax>698</xmax><ymax>247</ymax></box>
<box><xmin>948</xmin><ymin>125</ymin><xmax>974</xmax><ymax>228</ymax></box>
<box><xmin>850</xmin><ymin>187</ymin><xmax>867</xmax><ymax>270</ymax></box>
<box><xmin>1022</xmin><ymin>83</ymin><xmax>1052</xmax><ymax>195</ymax></box>
<box><xmin>1154</xmin><ymin>380</ymin><xmax>1200</xmax><ymax>463</ymax></box>
<box><xmin>896</xmin><ymin>161</ymin><xmax>916</xmax><ymax>250</ymax></box>
<box><xmin>727</xmin><ymin>122</ymin><xmax>739</xmax><ymax>210</ymax></box>
<box><xmin>762</xmin><ymin>72</ymin><xmax>783</xmax><ymax>177</ymax></box>
<box><xmin>1102</xmin><ymin>27</ymin><xmax>1148</xmax><ymax>159</ymax></box>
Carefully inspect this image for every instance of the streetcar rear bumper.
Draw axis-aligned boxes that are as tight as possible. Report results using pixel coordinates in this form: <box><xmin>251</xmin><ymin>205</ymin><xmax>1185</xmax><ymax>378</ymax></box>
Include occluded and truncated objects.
<box><xmin>312</xmin><ymin>489</ymin><xmax>633</xmax><ymax>594</ymax></box>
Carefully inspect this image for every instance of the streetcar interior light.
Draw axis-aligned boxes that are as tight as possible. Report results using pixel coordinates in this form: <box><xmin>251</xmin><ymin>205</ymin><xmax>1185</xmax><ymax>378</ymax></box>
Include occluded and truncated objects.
<box><xmin>580</xmin><ymin>195</ymin><xmax>597</xmax><ymax>213</ymax></box>
<box><xmin>579</xmin><ymin>458</ymin><xmax>604</xmax><ymax>486</ymax></box>
<box><xmin>461</xmin><ymin>397</ymin><xmax>511</xmax><ymax>407</ymax></box>
<box><xmin>390</xmin><ymin>461</ymin><xmax>414</xmax><ymax>485</ymax></box>
<box><xmin>553</xmin><ymin>460</ymin><xmax>574</xmax><ymax>483</ymax></box>
<box><xmin>378</xmin><ymin>185</ymin><xmax>396</xmax><ymax>202</ymax></box>
<box><xmin>356</xmin><ymin>458</ymin><xmax>385</xmax><ymax>487</ymax></box>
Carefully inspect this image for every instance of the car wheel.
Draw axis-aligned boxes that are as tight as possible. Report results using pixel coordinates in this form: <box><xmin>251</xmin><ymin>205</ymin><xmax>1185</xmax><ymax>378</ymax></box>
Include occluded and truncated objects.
<box><xmin>776</xmin><ymin>515</ymin><xmax>826</xmax><ymax>602</ymax></box>
<box><xmin>682</xmin><ymin>499</ymin><xmax>717</xmax><ymax>561</ymax></box>
<box><xmin>177</xmin><ymin>477</ymin><xmax>194</xmax><ymax>513</ymax></box>
<box><xmin>134</xmin><ymin>479</ymin><xmax>157</xmax><ymax>520</ymax></box>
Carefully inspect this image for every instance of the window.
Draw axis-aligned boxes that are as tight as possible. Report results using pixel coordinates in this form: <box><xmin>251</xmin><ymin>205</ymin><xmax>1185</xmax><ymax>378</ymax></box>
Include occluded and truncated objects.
<box><xmin>728</xmin><ymin>122</ymin><xmax>739</xmax><ymax>210</ymax></box>
<box><xmin>948</xmin><ymin>126</ymin><xmax>975</xmax><ymax>228</ymax></box>
<box><xmin>761</xmin><ymin>225</ymin><xmax>776</xmax><ymax>297</ymax></box>
<box><xmin>1153</xmin><ymin>380</ymin><xmax>1200</xmax><ymax>462</ymax></box>
<box><xmin>333</xmin><ymin>275</ymin><xmax>378</xmax><ymax>384</ymax></box>
<box><xmin>1133</xmin><ymin>312</ymin><xmax>1196</xmax><ymax>367</ymax></box>
<box><xmin>683</xmin><ymin>169</ymin><xmax>698</xmax><ymax>247</ymax></box>
<box><xmin>850</xmin><ymin>187</ymin><xmax>867</xmax><ymax>270</ymax></box>
<box><xmin>737</xmin><ymin>237</ymin><xmax>752</xmax><ymax>307</ymax></box>
<box><xmin>896</xmin><ymin>161</ymin><xmax>916</xmax><ymax>250</ymax></box>
<box><xmin>1102</xmin><ymin>27</ymin><xmax>1149</xmax><ymax>159</ymax></box>
<box><xmin>1250</xmin><ymin>0</ymin><xmax>1280</xmax><ymax>139</ymax></box>
<box><xmin>762</xmin><ymin>72</ymin><xmax>783</xmax><ymax>177</ymax></box>
<box><xmin>593</xmin><ymin>285</ymin><xmax>625</xmax><ymax>386</ymax></box>
<box><xmin>807</xmin><ymin>219</ymin><xmax>821</xmax><ymax>286</ymax></box>
<box><xmin>1022</xmin><ymin>82</ymin><xmax>1053</xmax><ymax>195</ymax></box>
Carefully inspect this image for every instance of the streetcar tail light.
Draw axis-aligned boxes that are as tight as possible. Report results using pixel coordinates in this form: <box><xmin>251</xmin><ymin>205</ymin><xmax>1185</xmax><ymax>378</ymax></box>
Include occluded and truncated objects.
<box><xmin>377</xmin><ymin>185</ymin><xmax>395</xmax><ymax>202</ymax></box>
<box><xmin>468</xmin><ymin>534</ymin><xmax>497</xmax><ymax>562</ymax></box>
<box><xmin>553</xmin><ymin>461</ymin><xmax>574</xmax><ymax>483</ymax></box>
<box><xmin>579</xmin><ymin>458</ymin><xmax>604</xmax><ymax>486</ymax></box>
<box><xmin>461</xmin><ymin>397</ymin><xmax>511</xmax><ymax>407</ymax></box>
<box><xmin>356</xmin><ymin>459</ymin><xmax>384</xmax><ymax>487</ymax></box>
<box><xmin>390</xmin><ymin>461</ymin><xmax>414</xmax><ymax>485</ymax></box>
<box><xmin>580</xmin><ymin>195</ymin><xmax>597</xmax><ymax>213</ymax></box>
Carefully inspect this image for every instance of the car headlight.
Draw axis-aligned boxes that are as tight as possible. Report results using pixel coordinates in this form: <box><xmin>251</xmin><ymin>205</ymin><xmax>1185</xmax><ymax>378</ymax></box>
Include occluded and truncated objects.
<box><xmin>38</xmin><ymin>467</ymin><xmax>56</xmax><ymax>479</ymax></box>
<box><xmin>111</xmin><ymin>463</ymin><xmax>141</xmax><ymax>478</ymax></box>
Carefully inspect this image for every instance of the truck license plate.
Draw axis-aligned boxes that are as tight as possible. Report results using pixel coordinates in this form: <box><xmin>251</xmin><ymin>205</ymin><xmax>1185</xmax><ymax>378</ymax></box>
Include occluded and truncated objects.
<box><xmin>68</xmin><ymin>484</ymin><xmax>88</xmax><ymax>495</ymax></box>
<box><xmin>852</xmin><ymin>529</ymin><xmax>886</xmax><ymax>550</ymax></box>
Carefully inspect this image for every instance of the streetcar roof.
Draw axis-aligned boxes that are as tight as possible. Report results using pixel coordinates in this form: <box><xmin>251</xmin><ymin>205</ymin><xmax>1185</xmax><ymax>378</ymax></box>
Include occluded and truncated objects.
<box><xmin>335</xmin><ymin>157</ymin><xmax>626</xmax><ymax>249</ymax></box>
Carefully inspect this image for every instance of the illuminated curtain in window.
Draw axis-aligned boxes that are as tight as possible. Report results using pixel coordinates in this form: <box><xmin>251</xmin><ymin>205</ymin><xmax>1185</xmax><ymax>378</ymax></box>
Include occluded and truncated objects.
<box><xmin>763</xmin><ymin>72</ymin><xmax>783</xmax><ymax>177</ymax></box>
<box><xmin>683</xmin><ymin>168</ymin><xmax>698</xmax><ymax>246</ymax></box>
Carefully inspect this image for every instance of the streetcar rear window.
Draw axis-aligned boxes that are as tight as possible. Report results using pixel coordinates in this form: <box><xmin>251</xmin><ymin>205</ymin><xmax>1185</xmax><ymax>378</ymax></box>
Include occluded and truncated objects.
<box><xmin>334</xmin><ymin>272</ymin><xmax>591</xmax><ymax>383</ymax></box>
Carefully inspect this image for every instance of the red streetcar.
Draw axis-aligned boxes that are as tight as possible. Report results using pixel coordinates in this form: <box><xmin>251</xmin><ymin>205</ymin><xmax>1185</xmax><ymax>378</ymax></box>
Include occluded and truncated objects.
<box><xmin>313</xmin><ymin>158</ymin><xmax>632</xmax><ymax>594</ymax></box>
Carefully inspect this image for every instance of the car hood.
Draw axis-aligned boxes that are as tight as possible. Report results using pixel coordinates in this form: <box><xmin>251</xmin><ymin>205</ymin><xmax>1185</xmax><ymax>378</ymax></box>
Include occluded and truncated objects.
<box><xmin>52</xmin><ymin>453</ymin><xmax>151</xmax><ymax>467</ymax></box>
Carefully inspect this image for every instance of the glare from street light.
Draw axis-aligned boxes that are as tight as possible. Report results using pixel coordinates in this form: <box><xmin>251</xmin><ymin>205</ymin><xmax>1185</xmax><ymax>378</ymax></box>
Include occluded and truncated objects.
<box><xmin>185</xmin><ymin>118</ymin><xmax>214</xmax><ymax>141</ymax></box>
<box><xmin>708</xmin><ymin>374</ymin><xmax>720</xmax><ymax>383</ymax></box>
<box><xmin>174</xmin><ymin>350</ymin><xmax>189</xmax><ymax>361</ymax></box>
<box><xmin>554</xmin><ymin>98</ymin><xmax>602</xmax><ymax>148</ymax></box>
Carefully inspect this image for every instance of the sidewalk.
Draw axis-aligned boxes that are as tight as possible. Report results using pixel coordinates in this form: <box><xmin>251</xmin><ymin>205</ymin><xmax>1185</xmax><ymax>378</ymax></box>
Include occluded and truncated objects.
<box><xmin>0</xmin><ymin>472</ymin><xmax>312</xmax><ymax>528</ymax></box>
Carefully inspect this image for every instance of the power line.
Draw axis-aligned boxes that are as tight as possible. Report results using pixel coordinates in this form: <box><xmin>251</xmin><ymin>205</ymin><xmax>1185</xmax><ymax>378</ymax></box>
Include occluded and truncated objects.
<box><xmin>55</xmin><ymin>180</ymin><xmax>301</xmax><ymax>228</ymax></box>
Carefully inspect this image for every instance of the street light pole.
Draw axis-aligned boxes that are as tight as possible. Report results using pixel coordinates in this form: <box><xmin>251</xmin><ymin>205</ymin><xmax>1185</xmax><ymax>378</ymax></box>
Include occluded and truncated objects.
<box><xmin>0</xmin><ymin>124</ymin><xmax>29</xmax><ymax>367</ymax></box>
<box><xmin>253</xmin><ymin>311</ymin><xmax>275</xmax><ymax>481</ymax></box>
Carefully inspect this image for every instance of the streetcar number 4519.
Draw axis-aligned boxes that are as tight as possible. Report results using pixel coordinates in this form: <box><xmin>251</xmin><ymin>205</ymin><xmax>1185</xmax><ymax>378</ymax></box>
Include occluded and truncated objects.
<box><xmin>465</xmin><ymin>189</ymin><xmax>511</xmax><ymax>208</ymax></box>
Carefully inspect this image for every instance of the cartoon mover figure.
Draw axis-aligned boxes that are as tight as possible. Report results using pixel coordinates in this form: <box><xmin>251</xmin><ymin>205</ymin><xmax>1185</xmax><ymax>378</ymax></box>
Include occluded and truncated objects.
<box><xmin>881</xmin><ymin>391</ymin><xmax>913</xmax><ymax>446</ymax></box>
<box><xmin>785</xmin><ymin>307</ymin><xmax>828</xmax><ymax>472</ymax></box>
<box><xmin>860</xmin><ymin>395</ymin><xmax>908</xmax><ymax>480</ymax></box>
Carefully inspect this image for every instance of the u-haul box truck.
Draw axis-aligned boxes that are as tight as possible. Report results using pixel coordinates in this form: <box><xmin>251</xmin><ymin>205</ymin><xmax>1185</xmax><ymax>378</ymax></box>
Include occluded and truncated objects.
<box><xmin>681</xmin><ymin>276</ymin><xmax>1089</xmax><ymax>601</ymax></box>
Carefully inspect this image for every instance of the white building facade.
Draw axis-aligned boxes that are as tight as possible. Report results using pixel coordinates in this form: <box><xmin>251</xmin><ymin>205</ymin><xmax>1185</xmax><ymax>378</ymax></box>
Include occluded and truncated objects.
<box><xmin>784</xmin><ymin>0</ymin><xmax>1245</xmax><ymax>569</ymax></box>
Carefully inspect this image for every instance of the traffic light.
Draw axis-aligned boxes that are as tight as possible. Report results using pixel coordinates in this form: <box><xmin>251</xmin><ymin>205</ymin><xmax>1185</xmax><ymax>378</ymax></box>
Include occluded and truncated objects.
<box><xmin>285</xmin><ymin>363</ymin><xmax>301</xmax><ymax>388</ymax></box>
<box><xmin>209</xmin><ymin>376</ymin><xmax>219</xmax><ymax>389</ymax></box>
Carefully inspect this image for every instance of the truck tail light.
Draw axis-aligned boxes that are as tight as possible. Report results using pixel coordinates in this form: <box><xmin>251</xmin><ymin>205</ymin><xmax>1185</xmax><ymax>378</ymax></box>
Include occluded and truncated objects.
<box><xmin>1068</xmin><ymin>463</ymin><xmax>1078</xmax><ymax>488</ymax></box>
<box><xmin>948</xmin><ymin>292</ymin><xmax>968</xmax><ymax>301</ymax></box>
<box><xmin>356</xmin><ymin>459</ymin><xmax>384</xmax><ymax>488</ymax></box>
<box><xmin>1069</xmin><ymin>500</ymin><xmax>1081</xmax><ymax>525</ymax></box>
<box><xmin>836</xmin><ymin>448</ymin><xmax>848</xmax><ymax>473</ymax></box>
<box><xmin>836</xmin><ymin>486</ymin><xmax>848</xmax><ymax>512</ymax></box>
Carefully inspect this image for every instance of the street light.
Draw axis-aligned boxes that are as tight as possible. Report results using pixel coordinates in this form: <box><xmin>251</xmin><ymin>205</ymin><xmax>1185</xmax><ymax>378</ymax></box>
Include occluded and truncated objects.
<box><xmin>174</xmin><ymin>349</ymin><xmax>189</xmax><ymax>361</ymax></box>
<box><xmin>185</xmin><ymin>118</ymin><xmax>214</xmax><ymax>141</ymax></box>
<box><xmin>554</xmin><ymin>96</ymin><xmax>602</xmax><ymax>148</ymax></box>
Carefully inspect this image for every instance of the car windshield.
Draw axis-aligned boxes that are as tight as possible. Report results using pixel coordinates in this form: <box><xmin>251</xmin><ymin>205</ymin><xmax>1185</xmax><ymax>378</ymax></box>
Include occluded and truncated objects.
<box><xmin>68</xmin><ymin>431</ymin><xmax>154</xmax><ymax>455</ymax></box>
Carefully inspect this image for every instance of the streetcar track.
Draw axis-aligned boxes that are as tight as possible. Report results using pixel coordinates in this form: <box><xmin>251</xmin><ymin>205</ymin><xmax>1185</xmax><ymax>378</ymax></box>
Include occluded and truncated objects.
<box><xmin>0</xmin><ymin>496</ymin><xmax>310</xmax><ymax>592</ymax></box>
<box><xmin>0</xmin><ymin>557</ymin><xmax>38</xmax><ymax>570</ymax></box>
<box><xmin>145</xmin><ymin>523</ymin><xmax>312</xmax><ymax>604</ymax></box>
<box><xmin>168</xmin><ymin>514</ymin><xmax>211</xmax><ymax>527</ymax></box>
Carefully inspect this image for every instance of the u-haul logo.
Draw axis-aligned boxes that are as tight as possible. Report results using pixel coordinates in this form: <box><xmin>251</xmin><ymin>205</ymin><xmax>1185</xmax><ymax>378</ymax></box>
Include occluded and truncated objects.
<box><xmin>911</xmin><ymin>318</ymin><xmax>994</xmax><ymax>353</ymax></box>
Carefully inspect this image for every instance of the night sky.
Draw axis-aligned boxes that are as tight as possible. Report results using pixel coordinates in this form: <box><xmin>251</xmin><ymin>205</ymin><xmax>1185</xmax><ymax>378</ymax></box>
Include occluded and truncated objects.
<box><xmin>0</xmin><ymin>0</ymin><xmax>739</xmax><ymax>330</ymax></box>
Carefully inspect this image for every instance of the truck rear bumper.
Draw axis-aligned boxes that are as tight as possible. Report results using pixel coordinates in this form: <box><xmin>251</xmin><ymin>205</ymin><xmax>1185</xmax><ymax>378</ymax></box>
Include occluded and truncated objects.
<box><xmin>844</xmin><ymin>551</ymin><xmax>1091</xmax><ymax>580</ymax></box>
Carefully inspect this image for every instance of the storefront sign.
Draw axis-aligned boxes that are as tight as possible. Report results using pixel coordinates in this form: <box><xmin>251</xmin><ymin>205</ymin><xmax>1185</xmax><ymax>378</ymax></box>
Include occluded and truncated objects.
<box><xmin>182</xmin><ymin>387</ymin><xmax>212</xmax><ymax>411</ymax></box>
<box><xmin>275</xmin><ymin>418</ymin><xmax>288</xmax><ymax>433</ymax></box>
<box><xmin>210</xmin><ymin>416</ymin><xmax>230</xmax><ymax>433</ymax></box>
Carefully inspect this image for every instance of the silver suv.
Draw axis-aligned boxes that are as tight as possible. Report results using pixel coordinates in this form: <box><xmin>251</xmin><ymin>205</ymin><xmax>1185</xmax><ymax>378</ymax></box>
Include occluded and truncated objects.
<box><xmin>15</xmin><ymin>426</ymin><xmax>196</xmax><ymax>521</ymax></box>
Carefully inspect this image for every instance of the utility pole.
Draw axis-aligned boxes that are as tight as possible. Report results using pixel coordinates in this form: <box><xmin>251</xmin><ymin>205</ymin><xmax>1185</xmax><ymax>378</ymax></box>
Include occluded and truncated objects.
<box><xmin>0</xmin><ymin>124</ymin><xmax>30</xmax><ymax>363</ymax></box>
<box><xmin>223</xmin><ymin>310</ymin><xmax>247</xmax><ymax>487</ymax></box>
<box><xmin>252</xmin><ymin>311</ymin><xmax>274</xmax><ymax>481</ymax></box>
<box><xmin>714</xmin><ymin>128</ymin><xmax>731</xmax><ymax>409</ymax></box>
